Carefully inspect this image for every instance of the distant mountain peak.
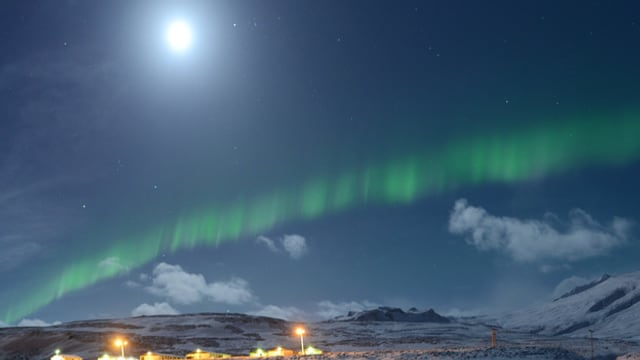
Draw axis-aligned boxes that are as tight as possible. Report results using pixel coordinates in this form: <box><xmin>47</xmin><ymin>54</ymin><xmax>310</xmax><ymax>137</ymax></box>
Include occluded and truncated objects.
<box><xmin>335</xmin><ymin>307</ymin><xmax>450</xmax><ymax>323</ymax></box>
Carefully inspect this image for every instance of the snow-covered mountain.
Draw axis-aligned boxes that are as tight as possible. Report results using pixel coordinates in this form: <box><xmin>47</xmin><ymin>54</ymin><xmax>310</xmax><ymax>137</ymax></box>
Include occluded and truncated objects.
<box><xmin>333</xmin><ymin>306</ymin><xmax>450</xmax><ymax>323</ymax></box>
<box><xmin>499</xmin><ymin>271</ymin><xmax>640</xmax><ymax>339</ymax></box>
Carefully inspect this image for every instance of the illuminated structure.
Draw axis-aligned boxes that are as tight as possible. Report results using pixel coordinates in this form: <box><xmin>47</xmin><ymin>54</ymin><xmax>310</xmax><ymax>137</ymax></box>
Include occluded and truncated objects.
<box><xmin>248</xmin><ymin>348</ymin><xmax>267</xmax><ymax>358</ymax></box>
<box><xmin>295</xmin><ymin>327</ymin><xmax>306</xmax><ymax>355</ymax></box>
<box><xmin>114</xmin><ymin>339</ymin><xmax>128</xmax><ymax>358</ymax></box>
<box><xmin>51</xmin><ymin>349</ymin><xmax>82</xmax><ymax>360</ymax></box>
<box><xmin>98</xmin><ymin>353</ymin><xmax>137</xmax><ymax>360</ymax></box>
<box><xmin>185</xmin><ymin>349</ymin><xmax>231</xmax><ymax>359</ymax></box>
<box><xmin>266</xmin><ymin>347</ymin><xmax>294</xmax><ymax>357</ymax></box>
<box><xmin>304</xmin><ymin>346</ymin><xmax>323</xmax><ymax>355</ymax></box>
<box><xmin>139</xmin><ymin>352</ymin><xmax>182</xmax><ymax>360</ymax></box>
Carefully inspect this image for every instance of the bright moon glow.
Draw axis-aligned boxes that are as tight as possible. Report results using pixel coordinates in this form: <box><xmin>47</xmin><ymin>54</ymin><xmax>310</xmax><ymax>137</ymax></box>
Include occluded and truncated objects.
<box><xmin>167</xmin><ymin>21</ymin><xmax>192</xmax><ymax>52</ymax></box>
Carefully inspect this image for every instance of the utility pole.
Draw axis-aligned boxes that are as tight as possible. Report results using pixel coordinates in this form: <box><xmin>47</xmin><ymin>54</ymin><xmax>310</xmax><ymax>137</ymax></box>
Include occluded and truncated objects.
<box><xmin>589</xmin><ymin>329</ymin><xmax>594</xmax><ymax>360</ymax></box>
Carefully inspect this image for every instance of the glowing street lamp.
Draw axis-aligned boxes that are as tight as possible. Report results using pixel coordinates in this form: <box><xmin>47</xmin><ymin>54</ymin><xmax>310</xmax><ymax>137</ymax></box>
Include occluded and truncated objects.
<box><xmin>295</xmin><ymin>327</ymin><xmax>305</xmax><ymax>355</ymax></box>
<box><xmin>51</xmin><ymin>349</ymin><xmax>64</xmax><ymax>360</ymax></box>
<box><xmin>114</xmin><ymin>339</ymin><xmax>128</xmax><ymax>358</ymax></box>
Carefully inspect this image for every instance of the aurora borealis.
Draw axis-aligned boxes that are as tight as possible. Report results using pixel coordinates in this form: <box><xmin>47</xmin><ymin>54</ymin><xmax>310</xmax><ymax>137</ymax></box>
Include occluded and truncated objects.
<box><xmin>2</xmin><ymin>1</ymin><xmax>640</xmax><ymax>325</ymax></box>
<box><xmin>4</xmin><ymin>111</ymin><xmax>640</xmax><ymax>323</ymax></box>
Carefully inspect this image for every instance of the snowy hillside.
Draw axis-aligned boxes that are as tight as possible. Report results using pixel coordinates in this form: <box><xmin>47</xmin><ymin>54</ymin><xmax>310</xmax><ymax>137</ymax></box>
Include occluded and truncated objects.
<box><xmin>500</xmin><ymin>272</ymin><xmax>640</xmax><ymax>339</ymax></box>
<box><xmin>3</xmin><ymin>271</ymin><xmax>640</xmax><ymax>359</ymax></box>
<box><xmin>1</xmin><ymin>311</ymin><xmax>638</xmax><ymax>360</ymax></box>
<box><xmin>0</xmin><ymin>313</ymin><xmax>291</xmax><ymax>360</ymax></box>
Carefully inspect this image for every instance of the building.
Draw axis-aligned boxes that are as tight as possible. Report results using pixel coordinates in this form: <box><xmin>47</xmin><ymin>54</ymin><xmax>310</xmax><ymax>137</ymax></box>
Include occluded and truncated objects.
<box><xmin>266</xmin><ymin>347</ymin><xmax>294</xmax><ymax>357</ymax></box>
<box><xmin>51</xmin><ymin>352</ymin><xmax>82</xmax><ymax>360</ymax></box>
<box><xmin>249</xmin><ymin>347</ymin><xmax>295</xmax><ymax>358</ymax></box>
<box><xmin>304</xmin><ymin>346</ymin><xmax>323</xmax><ymax>355</ymax></box>
<box><xmin>139</xmin><ymin>351</ymin><xmax>183</xmax><ymax>360</ymax></box>
<box><xmin>185</xmin><ymin>349</ymin><xmax>231</xmax><ymax>359</ymax></box>
<box><xmin>249</xmin><ymin>348</ymin><xmax>267</xmax><ymax>358</ymax></box>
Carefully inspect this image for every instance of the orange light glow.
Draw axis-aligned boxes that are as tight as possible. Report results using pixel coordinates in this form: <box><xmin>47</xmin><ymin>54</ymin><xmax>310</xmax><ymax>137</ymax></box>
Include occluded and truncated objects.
<box><xmin>295</xmin><ymin>327</ymin><xmax>305</xmax><ymax>336</ymax></box>
<box><xmin>114</xmin><ymin>339</ymin><xmax>128</xmax><ymax>347</ymax></box>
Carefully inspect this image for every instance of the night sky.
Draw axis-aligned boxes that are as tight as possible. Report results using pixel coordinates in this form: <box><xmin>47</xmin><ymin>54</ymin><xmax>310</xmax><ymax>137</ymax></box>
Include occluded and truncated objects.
<box><xmin>2</xmin><ymin>0</ymin><xmax>640</xmax><ymax>325</ymax></box>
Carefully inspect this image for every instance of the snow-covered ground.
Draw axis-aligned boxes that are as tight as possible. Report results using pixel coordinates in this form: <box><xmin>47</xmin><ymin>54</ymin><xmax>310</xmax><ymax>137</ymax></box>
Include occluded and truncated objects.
<box><xmin>3</xmin><ymin>271</ymin><xmax>640</xmax><ymax>359</ymax></box>
<box><xmin>269</xmin><ymin>347</ymin><xmax>586</xmax><ymax>360</ymax></box>
<box><xmin>0</xmin><ymin>313</ymin><xmax>637</xmax><ymax>360</ymax></box>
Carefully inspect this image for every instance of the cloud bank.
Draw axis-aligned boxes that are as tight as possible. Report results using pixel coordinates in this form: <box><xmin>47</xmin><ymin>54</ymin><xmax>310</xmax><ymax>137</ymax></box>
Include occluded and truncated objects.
<box><xmin>146</xmin><ymin>263</ymin><xmax>254</xmax><ymax>305</ymax></box>
<box><xmin>17</xmin><ymin>318</ymin><xmax>61</xmax><ymax>327</ymax></box>
<box><xmin>449</xmin><ymin>199</ymin><xmax>632</xmax><ymax>262</ymax></box>
<box><xmin>315</xmin><ymin>300</ymin><xmax>379</xmax><ymax>319</ymax></box>
<box><xmin>131</xmin><ymin>302</ymin><xmax>179</xmax><ymax>316</ymax></box>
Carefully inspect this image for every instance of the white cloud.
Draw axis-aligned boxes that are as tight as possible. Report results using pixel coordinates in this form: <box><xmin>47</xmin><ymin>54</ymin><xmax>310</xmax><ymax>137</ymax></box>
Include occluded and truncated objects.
<box><xmin>256</xmin><ymin>235</ymin><xmax>280</xmax><ymax>253</ymax></box>
<box><xmin>0</xmin><ymin>320</ymin><xmax>7</xmax><ymax>327</ymax></box>
<box><xmin>448</xmin><ymin>199</ymin><xmax>632</xmax><ymax>262</ymax></box>
<box><xmin>147</xmin><ymin>263</ymin><xmax>255</xmax><ymax>305</ymax></box>
<box><xmin>282</xmin><ymin>234</ymin><xmax>308</xmax><ymax>260</ymax></box>
<box><xmin>551</xmin><ymin>276</ymin><xmax>590</xmax><ymax>299</ymax></box>
<box><xmin>17</xmin><ymin>318</ymin><xmax>61</xmax><ymax>327</ymax></box>
<box><xmin>125</xmin><ymin>280</ymin><xmax>140</xmax><ymax>288</ymax></box>
<box><xmin>315</xmin><ymin>300</ymin><xmax>379</xmax><ymax>320</ymax></box>
<box><xmin>249</xmin><ymin>305</ymin><xmax>306</xmax><ymax>321</ymax></box>
<box><xmin>256</xmin><ymin>234</ymin><xmax>309</xmax><ymax>260</ymax></box>
<box><xmin>131</xmin><ymin>302</ymin><xmax>179</xmax><ymax>316</ymax></box>
<box><xmin>98</xmin><ymin>256</ymin><xmax>129</xmax><ymax>273</ymax></box>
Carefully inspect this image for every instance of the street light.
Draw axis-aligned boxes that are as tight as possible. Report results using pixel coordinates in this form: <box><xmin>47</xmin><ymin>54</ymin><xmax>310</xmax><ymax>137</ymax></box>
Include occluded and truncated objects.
<box><xmin>295</xmin><ymin>327</ymin><xmax>305</xmax><ymax>355</ymax></box>
<box><xmin>114</xmin><ymin>339</ymin><xmax>128</xmax><ymax>358</ymax></box>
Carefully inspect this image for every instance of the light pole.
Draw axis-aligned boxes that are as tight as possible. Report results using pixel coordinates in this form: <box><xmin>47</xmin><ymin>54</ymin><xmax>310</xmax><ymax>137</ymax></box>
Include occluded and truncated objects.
<box><xmin>589</xmin><ymin>329</ymin><xmax>594</xmax><ymax>360</ymax></box>
<box><xmin>115</xmin><ymin>339</ymin><xmax>128</xmax><ymax>358</ymax></box>
<box><xmin>295</xmin><ymin>327</ymin><xmax>306</xmax><ymax>355</ymax></box>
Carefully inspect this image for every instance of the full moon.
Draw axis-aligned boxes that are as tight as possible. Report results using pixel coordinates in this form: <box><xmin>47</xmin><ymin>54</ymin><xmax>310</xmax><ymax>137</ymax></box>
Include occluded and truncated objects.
<box><xmin>167</xmin><ymin>21</ymin><xmax>192</xmax><ymax>52</ymax></box>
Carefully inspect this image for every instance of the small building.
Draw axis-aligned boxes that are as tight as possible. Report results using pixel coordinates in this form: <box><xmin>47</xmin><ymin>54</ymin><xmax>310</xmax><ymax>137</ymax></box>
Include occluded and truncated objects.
<box><xmin>304</xmin><ymin>346</ymin><xmax>323</xmax><ymax>355</ymax></box>
<box><xmin>249</xmin><ymin>348</ymin><xmax>267</xmax><ymax>358</ymax></box>
<box><xmin>140</xmin><ymin>352</ymin><xmax>183</xmax><ymax>360</ymax></box>
<box><xmin>97</xmin><ymin>354</ymin><xmax>136</xmax><ymax>360</ymax></box>
<box><xmin>185</xmin><ymin>349</ymin><xmax>231</xmax><ymax>359</ymax></box>
<box><xmin>266</xmin><ymin>347</ymin><xmax>294</xmax><ymax>357</ymax></box>
<box><xmin>52</xmin><ymin>352</ymin><xmax>82</xmax><ymax>360</ymax></box>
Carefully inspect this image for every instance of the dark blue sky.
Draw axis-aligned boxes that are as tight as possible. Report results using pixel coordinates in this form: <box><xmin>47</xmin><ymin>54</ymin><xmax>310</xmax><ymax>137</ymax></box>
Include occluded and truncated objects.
<box><xmin>1</xmin><ymin>0</ymin><xmax>640</xmax><ymax>325</ymax></box>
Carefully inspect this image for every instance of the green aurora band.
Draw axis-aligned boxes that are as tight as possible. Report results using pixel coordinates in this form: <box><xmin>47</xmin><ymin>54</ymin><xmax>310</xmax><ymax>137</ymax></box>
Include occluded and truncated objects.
<box><xmin>4</xmin><ymin>112</ymin><xmax>640</xmax><ymax>323</ymax></box>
